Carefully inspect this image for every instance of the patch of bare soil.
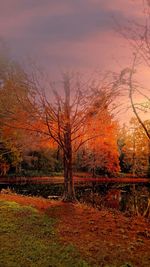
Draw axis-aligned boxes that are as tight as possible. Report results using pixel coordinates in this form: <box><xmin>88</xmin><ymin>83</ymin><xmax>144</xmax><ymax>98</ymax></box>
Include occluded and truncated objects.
<box><xmin>1</xmin><ymin>193</ymin><xmax>150</xmax><ymax>267</ymax></box>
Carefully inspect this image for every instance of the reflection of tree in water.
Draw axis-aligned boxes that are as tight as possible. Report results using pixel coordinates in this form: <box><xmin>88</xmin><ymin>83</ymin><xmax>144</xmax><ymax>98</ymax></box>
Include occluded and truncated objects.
<box><xmin>79</xmin><ymin>185</ymin><xmax>150</xmax><ymax>218</ymax></box>
<box><xmin>125</xmin><ymin>186</ymin><xmax>150</xmax><ymax>217</ymax></box>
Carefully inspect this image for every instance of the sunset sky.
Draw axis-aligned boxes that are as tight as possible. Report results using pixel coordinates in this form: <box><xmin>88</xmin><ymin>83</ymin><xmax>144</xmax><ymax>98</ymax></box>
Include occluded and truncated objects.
<box><xmin>0</xmin><ymin>0</ymin><xmax>149</xmax><ymax>123</ymax></box>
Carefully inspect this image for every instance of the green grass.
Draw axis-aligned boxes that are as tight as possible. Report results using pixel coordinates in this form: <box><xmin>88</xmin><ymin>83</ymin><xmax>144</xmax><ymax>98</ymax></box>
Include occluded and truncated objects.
<box><xmin>0</xmin><ymin>200</ymin><xmax>90</xmax><ymax>267</ymax></box>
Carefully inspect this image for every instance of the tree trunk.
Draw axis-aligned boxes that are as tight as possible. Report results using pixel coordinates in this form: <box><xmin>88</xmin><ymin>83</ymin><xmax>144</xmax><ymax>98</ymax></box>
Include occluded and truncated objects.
<box><xmin>62</xmin><ymin>154</ymin><xmax>76</xmax><ymax>202</ymax></box>
<box><xmin>62</xmin><ymin>130</ymin><xmax>77</xmax><ymax>202</ymax></box>
<box><xmin>62</xmin><ymin>148</ymin><xmax>76</xmax><ymax>202</ymax></box>
<box><xmin>61</xmin><ymin>75</ymin><xmax>77</xmax><ymax>202</ymax></box>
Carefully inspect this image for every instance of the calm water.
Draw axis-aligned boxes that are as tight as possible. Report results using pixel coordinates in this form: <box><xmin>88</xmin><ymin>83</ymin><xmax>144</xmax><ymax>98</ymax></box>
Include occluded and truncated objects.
<box><xmin>0</xmin><ymin>177</ymin><xmax>150</xmax><ymax>216</ymax></box>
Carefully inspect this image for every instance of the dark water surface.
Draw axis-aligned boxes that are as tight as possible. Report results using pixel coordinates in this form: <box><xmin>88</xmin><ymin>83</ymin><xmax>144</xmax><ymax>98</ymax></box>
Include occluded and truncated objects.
<box><xmin>0</xmin><ymin>176</ymin><xmax>150</xmax><ymax>216</ymax></box>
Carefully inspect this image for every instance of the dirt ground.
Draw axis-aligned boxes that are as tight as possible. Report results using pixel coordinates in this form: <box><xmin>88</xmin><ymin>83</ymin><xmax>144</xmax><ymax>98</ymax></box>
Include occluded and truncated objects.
<box><xmin>0</xmin><ymin>193</ymin><xmax>150</xmax><ymax>267</ymax></box>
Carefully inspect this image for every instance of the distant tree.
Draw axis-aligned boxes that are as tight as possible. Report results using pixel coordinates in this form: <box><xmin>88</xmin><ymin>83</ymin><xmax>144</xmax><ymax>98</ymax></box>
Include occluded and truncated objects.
<box><xmin>0</xmin><ymin>50</ymin><xmax>49</xmax><ymax>175</ymax></box>
<box><xmin>118</xmin><ymin>118</ymin><xmax>150</xmax><ymax>177</ymax></box>
<box><xmin>129</xmin><ymin>118</ymin><xmax>150</xmax><ymax>176</ymax></box>
<box><xmin>0</xmin><ymin>136</ymin><xmax>22</xmax><ymax>175</ymax></box>
<box><xmin>24</xmin><ymin>148</ymin><xmax>62</xmax><ymax>174</ymax></box>
<box><xmin>117</xmin><ymin>124</ymin><xmax>132</xmax><ymax>173</ymax></box>
<box><xmin>78</xmin><ymin>102</ymin><xmax>120</xmax><ymax>177</ymax></box>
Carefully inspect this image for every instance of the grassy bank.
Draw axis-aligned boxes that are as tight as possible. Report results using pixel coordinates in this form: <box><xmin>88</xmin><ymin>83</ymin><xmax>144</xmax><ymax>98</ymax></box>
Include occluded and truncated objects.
<box><xmin>0</xmin><ymin>194</ymin><xmax>150</xmax><ymax>267</ymax></box>
<box><xmin>0</xmin><ymin>199</ymin><xmax>89</xmax><ymax>267</ymax></box>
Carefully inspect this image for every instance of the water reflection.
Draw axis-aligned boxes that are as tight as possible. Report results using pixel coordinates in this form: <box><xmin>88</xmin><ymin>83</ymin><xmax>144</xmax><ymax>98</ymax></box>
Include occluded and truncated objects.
<box><xmin>0</xmin><ymin>181</ymin><xmax>150</xmax><ymax>217</ymax></box>
<box><xmin>80</xmin><ymin>185</ymin><xmax>150</xmax><ymax>217</ymax></box>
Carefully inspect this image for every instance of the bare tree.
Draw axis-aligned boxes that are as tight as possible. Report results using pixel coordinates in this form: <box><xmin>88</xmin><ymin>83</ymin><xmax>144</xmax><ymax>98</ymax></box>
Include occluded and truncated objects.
<box><xmin>32</xmin><ymin>73</ymin><xmax>119</xmax><ymax>201</ymax></box>
<box><xmin>115</xmin><ymin>0</ymin><xmax>150</xmax><ymax>141</ymax></box>
<box><xmin>119</xmin><ymin>56</ymin><xmax>150</xmax><ymax>140</ymax></box>
<box><xmin>114</xmin><ymin>0</ymin><xmax>150</xmax><ymax>180</ymax></box>
<box><xmin>0</xmin><ymin>64</ymin><xmax>119</xmax><ymax>201</ymax></box>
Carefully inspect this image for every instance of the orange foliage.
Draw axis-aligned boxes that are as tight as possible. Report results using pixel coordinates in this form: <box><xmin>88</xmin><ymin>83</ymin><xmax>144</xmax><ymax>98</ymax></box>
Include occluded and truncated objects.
<box><xmin>80</xmin><ymin>107</ymin><xmax>120</xmax><ymax>175</ymax></box>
